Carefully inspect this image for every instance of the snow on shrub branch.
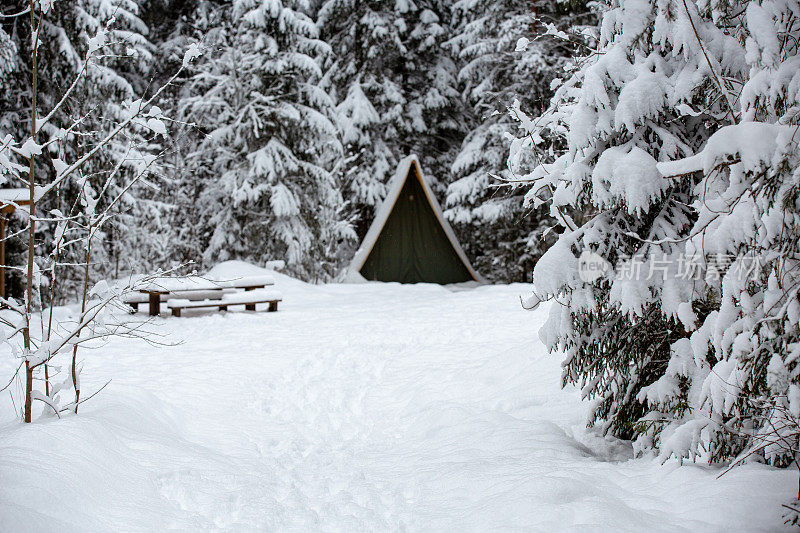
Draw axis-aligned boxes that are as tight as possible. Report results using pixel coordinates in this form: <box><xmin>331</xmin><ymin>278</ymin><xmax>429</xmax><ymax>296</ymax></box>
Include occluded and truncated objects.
<box><xmin>510</xmin><ymin>0</ymin><xmax>800</xmax><ymax>482</ymax></box>
<box><xmin>0</xmin><ymin>0</ymin><xmax>202</xmax><ymax>422</ymax></box>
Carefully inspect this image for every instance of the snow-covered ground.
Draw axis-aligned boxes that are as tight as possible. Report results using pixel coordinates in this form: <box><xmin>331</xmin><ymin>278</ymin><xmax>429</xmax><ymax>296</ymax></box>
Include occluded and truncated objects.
<box><xmin>0</xmin><ymin>262</ymin><xmax>793</xmax><ymax>531</ymax></box>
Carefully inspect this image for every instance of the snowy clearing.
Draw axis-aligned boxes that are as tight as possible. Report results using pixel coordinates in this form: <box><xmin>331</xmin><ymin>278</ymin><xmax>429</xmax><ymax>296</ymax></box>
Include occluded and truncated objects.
<box><xmin>0</xmin><ymin>262</ymin><xmax>793</xmax><ymax>531</ymax></box>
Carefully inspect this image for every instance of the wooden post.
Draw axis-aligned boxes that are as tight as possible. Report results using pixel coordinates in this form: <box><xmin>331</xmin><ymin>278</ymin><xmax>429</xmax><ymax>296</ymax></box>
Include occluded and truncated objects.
<box><xmin>148</xmin><ymin>292</ymin><xmax>160</xmax><ymax>316</ymax></box>
<box><xmin>268</xmin><ymin>301</ymin><xmax>278</xmax><ymax>312</ymax></box>
<box><xmin>0</xmin><ymin>213</ymin><xmax>6</xmax><ymax>299</ymax></box>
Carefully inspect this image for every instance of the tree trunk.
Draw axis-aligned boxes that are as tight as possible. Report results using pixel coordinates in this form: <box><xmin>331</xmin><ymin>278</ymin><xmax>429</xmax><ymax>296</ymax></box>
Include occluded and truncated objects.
<box><xmin>72</xmin><ymin>240</ymin><xmax>92</xmax><ymax>413</ymax></box>
<box><xmin>24</xmin><ymin>0</ymin><xmax>39</xmax><ymax>423</ymax></box>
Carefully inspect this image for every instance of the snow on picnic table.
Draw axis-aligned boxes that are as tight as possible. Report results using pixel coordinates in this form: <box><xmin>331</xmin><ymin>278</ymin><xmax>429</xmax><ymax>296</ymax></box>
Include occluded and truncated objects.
<box><xmin>0</xmin><ymin>261</ymin><xmax>793</xmax><ymax>531</ymax></box>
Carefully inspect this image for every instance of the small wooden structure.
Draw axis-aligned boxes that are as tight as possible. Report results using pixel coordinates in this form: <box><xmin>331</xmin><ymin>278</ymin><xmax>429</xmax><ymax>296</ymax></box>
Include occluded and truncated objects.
<box><xmin>0</xmin><ymin>188</ymin><xmax>33</xmax><ymax>299</ymax></box>
<box><xmin>128</xmin><ymin>274</ymin><xmax>280</xmax><ymax>317</ymax></box>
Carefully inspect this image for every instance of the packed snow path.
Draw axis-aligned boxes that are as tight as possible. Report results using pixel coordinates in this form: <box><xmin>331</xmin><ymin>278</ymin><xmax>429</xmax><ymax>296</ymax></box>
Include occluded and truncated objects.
<box><xmin>0</xmin><ymin>265</ymin><xmax>792</xmax><ymax>531</ymax></box>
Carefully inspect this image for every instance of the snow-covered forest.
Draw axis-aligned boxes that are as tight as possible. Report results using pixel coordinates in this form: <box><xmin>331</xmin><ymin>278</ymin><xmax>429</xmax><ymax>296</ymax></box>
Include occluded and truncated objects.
<box><xmin>0</xmin><ymin>0</ymin><xmax>586</xmax><ymax>287</ymax></box>
<box><xmin>0</xmin><ymin>0</ymin><xmax>798</xmax><ymax>529</ymax></box>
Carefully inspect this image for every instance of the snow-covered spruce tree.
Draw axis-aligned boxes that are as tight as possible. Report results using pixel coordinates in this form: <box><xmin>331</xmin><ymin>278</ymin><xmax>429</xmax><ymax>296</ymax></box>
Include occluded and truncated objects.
<box><xmin>317</xmin><ymin>0</ymin><xmax>465</xmax><ymax>238</ymax></box>
<box><xmin>180</xmin><ymin>0</ymin><xmax>352</xmax><ymax>279</ymax></box>
<box><xmin>445</xmin><ymin>0</ymin><xmax>592</xmax><ymax>282</ymax></box>
<box><xmin>517</xmin><ymin>0</ymin><xmax>800</xmax><ymax>466</ymax></box>
<box><xmin>139</xmin><ymin>0</ymin><xmax>211</xmax><ymax>273</ymax></box>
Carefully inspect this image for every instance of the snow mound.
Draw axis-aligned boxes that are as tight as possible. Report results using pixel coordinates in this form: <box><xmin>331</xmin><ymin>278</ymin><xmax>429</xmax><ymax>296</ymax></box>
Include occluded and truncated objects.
<box><xmin>206</xmin><ymin>260</ymin><xmax>303</xmax><ymax>288</ymax></box>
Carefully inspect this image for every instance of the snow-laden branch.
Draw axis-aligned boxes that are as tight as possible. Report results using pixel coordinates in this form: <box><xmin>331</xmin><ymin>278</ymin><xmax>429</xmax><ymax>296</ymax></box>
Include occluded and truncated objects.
<box><xmin>37</xmin><ymin>66</ymin><xmax>186</xmax><ymax>200</ymax></box>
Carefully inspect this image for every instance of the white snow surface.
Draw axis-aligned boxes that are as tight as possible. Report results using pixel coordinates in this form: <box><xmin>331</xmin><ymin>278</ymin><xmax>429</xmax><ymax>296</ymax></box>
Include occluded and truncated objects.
<box><xmin>0</xmin><ymin>261</ymin><xmax>792</xmax><ymax>531</ymax></box>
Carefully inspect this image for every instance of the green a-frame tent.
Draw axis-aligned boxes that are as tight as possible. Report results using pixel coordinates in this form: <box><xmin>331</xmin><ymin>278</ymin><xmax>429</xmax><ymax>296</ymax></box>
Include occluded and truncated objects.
<box><xmin>347</xmin><ymin>156</ymin><xmax>483</xmax><ymax>284</ymax></box>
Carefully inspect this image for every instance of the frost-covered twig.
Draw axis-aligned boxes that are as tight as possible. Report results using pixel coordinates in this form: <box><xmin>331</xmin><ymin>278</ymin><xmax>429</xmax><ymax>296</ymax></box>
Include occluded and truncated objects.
<box><xmin>680</xmin><ymin>0</ymin><xmax>738</xmax><ymax>125</ymax></box>
<box><xmin>38</xmin><ymin>66</ymin><xmax>188</xmax><ymax>200</ymax></box>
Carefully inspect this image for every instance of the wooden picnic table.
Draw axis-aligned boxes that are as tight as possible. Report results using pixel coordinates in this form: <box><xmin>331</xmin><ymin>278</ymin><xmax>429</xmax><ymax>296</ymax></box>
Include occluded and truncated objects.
<box><xmin>136</xmin><ymin>275</ymin><xmax>275</xmax><ymax>316</ymax></box>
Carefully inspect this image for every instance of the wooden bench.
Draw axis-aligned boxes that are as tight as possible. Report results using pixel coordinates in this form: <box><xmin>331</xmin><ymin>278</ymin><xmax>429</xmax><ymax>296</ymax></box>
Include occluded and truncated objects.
<box><xmin>167</xmin><ymin>289</ymin><xmax>282</xmax><ymax>317</ymax></box>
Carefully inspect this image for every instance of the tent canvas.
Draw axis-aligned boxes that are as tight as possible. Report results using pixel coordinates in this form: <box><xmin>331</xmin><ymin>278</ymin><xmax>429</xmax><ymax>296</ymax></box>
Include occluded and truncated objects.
<box><xmin>347</xmin><ymin>156</ymin><xmax>483</xmax><ymax>284</ymax></box>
